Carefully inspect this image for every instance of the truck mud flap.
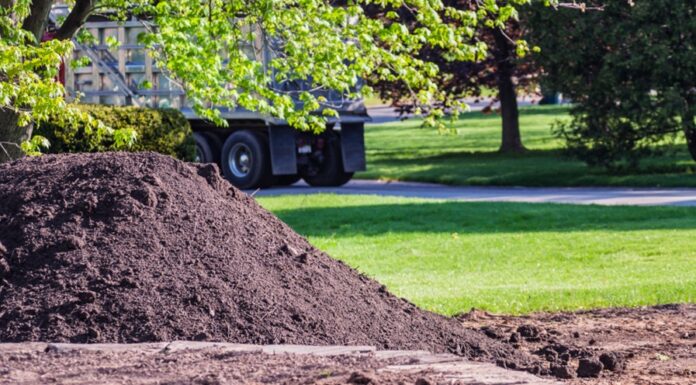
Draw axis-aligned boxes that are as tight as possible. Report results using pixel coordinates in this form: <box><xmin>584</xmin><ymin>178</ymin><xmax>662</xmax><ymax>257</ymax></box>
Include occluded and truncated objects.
<box><xmin>268</xmin><ymin>125</ymin><xmax>298</xmax><ymax>175</ymax></box>
<box><xmin>340</xmin><ymin>123</ymin><xmax>366</xmax><ymax>172</ymax></box>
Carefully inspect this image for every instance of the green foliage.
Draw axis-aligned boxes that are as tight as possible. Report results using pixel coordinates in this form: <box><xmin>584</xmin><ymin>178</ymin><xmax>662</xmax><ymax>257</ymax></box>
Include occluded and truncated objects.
<box><xmin>20</xmin><ymin>135</ymin><xmax>50</xmax><ymax>156</ymax></box>
<box><xmin>0</xmin><ymin>2</ymin><xmax>74</xmax><ymax>128</ymax></box>
<box><xmin>34</xmin><ymin>104</ymin><xmax>195</xmax><ymax>160</ymax></box>
<box><xmin>0</xmin><ymin>0</ymin><xmax>558</xmax><ymax>140</ymax></box>
<box><xmin>368</xmin><ymin>1</ymin><xmax>538</xmax><ymax>113</ymax></box>
<box><xmin>525</xmin><ymin>1</ymin><xmax>696</xmax><ymax>168</ymax></box>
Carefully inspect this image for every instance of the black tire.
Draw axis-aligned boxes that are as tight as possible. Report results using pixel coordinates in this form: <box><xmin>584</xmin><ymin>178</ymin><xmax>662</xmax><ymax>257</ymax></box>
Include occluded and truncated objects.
<box><xmin>301</xmin><ymin>136</ymin><xmax>354</xmax><ymax>187</ymax></box>
<box><xmin>275</xmin><ymin>174</ymin><xmax>301</xmax><ymax>186</ymax></box>
<box><xmin>220</xmin><ymin>130</ymin><xmax>274</xmax><ymax>189</ymax></box>
<box><xmin>193</xmin><ymin>132</ymin><xmax>215</xmax><ymax>164</ymax></box>
<box><xmin>200</xmin><ymin>132</ymin><xmax>223</xmax><ymax>163</ymax></box>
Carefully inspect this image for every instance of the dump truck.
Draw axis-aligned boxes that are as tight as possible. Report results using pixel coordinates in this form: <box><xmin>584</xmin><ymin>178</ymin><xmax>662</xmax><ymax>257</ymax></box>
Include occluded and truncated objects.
<box><xmin>51</xmin><ymin>6</ymin><xmax>369</xmax><ymax>189</ymax></box>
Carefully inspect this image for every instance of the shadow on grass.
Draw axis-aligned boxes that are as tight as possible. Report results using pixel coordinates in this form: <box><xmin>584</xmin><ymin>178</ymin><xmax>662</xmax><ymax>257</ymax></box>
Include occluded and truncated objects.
<box><xmin>363</xmin><ymin>149</ymin><xmax>601</xmax><ymax>187</ymax></box>
<box><xmin>363</xmin><ymin>146</ymin><xmax>696</xmax><ymax>187</ymax></box>
<box><xmin>273</xmin><ymin>201</ymin><xmax>696</xmax><ymax>237</ymax></box>
<box><xmin>458</xmin><ymin>105</ymin><xmax>572</xmax><ymax>121</ymax></box>
<box><xmin>367</xmin><ymin>148</ymin><xmax>566</xmax><ymax>161</ymax></box>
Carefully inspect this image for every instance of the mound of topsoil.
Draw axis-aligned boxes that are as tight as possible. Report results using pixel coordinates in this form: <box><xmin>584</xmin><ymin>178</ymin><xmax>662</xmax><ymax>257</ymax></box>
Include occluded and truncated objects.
<box><xmin>0</xmin><ymin>152</ymin><xmax>529</xmax><ymax>367</ymax></box>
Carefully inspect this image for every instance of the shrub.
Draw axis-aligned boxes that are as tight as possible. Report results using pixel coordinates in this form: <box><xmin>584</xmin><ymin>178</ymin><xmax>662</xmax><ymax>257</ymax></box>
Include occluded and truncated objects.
<box><xmin>35</xmin><ymin>104</ymin><xmax>196</xmax><ymax>161</ymax></box>
<box><xmin>525</xmin><ymin>1</ymin><xmax>696</xmax><ymax>168</ymax></box>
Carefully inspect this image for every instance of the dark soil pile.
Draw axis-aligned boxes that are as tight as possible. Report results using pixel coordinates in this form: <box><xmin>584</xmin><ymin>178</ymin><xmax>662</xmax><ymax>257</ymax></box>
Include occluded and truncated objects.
<box><xmin>0</xmin><ymin>152</ymin><xmax>529</xmax><ymax>366</ymax></box>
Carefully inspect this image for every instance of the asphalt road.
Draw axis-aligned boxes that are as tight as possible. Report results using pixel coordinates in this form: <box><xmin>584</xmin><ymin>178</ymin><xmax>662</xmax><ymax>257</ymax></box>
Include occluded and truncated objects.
<box><xmin>252</xmin><ymin>179</ymin><xmax>696</xmax><ymax>206</ymax></box>
<box><xmin>366</xmin><ymin>99</ymin><xmax>536</xmax><ymax>124</ymax></box>
<box><xmin>255</xmin><ymin>101</ymin><xmax>696</xmax><ymax>207</ymax></box>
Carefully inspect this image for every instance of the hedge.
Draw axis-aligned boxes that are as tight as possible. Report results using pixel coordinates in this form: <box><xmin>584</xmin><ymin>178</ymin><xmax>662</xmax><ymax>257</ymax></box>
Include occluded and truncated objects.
<box><xmin>35</xmin><ymin>104</ymin><xmax>196</xmax><ymax>161</ymax></box>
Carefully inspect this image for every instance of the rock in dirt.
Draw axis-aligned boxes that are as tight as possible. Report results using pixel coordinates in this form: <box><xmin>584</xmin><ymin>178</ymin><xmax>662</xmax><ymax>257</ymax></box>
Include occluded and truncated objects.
<box><xmin>599</xmin><ymin>352</ymin><xmax>624</xmax><ymax>372</ymax></box>
<box><xmin>577</xmin><ymin>357</ymin><xmax>604</xmax><ymax>378</ymax></box>
<box><xmin>517</xmin><ymin>325</ymin><xmax>541</xmax><ymax>340</ymax></box>
<box><xmin>0</xmin><ymin>152</ymin><xmax>525</xmax><ymax>365</ymax></box>
<box><xmin>481</xmin><ymin>326</ymin><xmax>505</xmax><ymax>340</ymax></box>
<box><xmin>347</xmin><ymin>372</ymin><xmax>373</xmax><ymax>384</ymax></box>
<box><xmin>509</xmin><ymin>332</ymin><xmax>521</xmax><ymax>343</ymax></box>
<box><xmin>550</xmin><ymin>364</ymin><xmax>575</xmax><ymax>379</ymax></box>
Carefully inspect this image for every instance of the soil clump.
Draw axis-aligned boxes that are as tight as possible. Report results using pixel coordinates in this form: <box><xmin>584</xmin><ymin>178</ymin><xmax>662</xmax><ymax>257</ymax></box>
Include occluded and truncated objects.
<box><xmin>459</xmin><ymin>304</ymin><xmax>696</xmax><ymax>384</ymax></box>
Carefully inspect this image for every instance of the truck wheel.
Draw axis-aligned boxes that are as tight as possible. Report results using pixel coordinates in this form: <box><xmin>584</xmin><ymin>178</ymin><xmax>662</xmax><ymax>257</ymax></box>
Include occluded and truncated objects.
<box><xmin>302</xmin><ymin>136</ymin><xmax>354</xmax><ymax>187</ymax></box>
<box><xmin>200</xmin><ymin>132</ymin><xmax>223</xmax><ymax>163</ymax></box>
<box><xmin>275</xmin><ymin>174</ymin><xmax>301</xmax><ymax>186</ymax></box>
<box><xmin>193</xmin><ymin>132</ymin><xmax>215</xmax><ymax>163</ymax></box>
<box><xmin>220</xmin><ymin>130</ymin><xmax>274</xmax><ymax>189</ymax></box>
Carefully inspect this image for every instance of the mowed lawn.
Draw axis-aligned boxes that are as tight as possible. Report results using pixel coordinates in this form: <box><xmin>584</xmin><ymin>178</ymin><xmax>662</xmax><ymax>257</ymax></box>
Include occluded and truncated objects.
<box><xmin>258</xmin><ymin>194</ymin><xmax>696</xmax><ymax>315</ymax></box>
<box><xmin>358</xmin><ymin>106</ymin><xmax>696</xmax><ymax>187</ymax></box>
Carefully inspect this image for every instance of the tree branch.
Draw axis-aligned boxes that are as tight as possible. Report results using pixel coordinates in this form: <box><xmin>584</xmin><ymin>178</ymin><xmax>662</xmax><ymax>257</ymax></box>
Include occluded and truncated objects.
<box><xmin>21</xmin><ymin>0</ymin><xmax>54</xmax><ymax>41</ymax></box>
<box><xmin>0</xmin><ymin>0</ymin><xmax>14</xmax><ymax>10</ymax></box>
<box><xmin>55</xmin><ymin>0</ymin><xmax>96</xmax><ymax>40</ymax></box>
<box><xmin>555</xmin><ymin>2</ymin><xmax>605</xmax><ymax>12</ymax></box>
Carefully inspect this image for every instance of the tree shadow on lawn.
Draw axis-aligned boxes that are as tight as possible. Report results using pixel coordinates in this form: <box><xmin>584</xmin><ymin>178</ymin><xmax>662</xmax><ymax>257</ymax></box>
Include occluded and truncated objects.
<box><xmin>363</xmin><ymin>148</ymin><xmax>696</xmax><ymax>187</ymax></box>
<box><xmin>372</xmin><ymin>105</ymin><xmax>570</xmax><ymax>128</ymax></box>
<box><xmin>366</xmin><ymin>146</ymin><xmax>565</xmax><ymax>158</ymax></box>
<box><xmin>456</xmin><ymin>105</ymin><xmax>572</xmax><ymax>122</ymax></box>
<box><xmin>272</xmin><ymin>200</ymin><xmax>696</xmax><ymax>237</ymax></box>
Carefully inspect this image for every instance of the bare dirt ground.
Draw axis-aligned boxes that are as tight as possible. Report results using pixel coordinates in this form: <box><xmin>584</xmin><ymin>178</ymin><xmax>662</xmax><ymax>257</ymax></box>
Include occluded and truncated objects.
<box><xmin>0</xmin><ymin>343</ymin><xmax>553</xmax><ymax>385</ymax></box>
<box><xmin>0</xmin><ymin>349</ymin><xmax>448</xmax><ymax>385</ymax></box>
<box><xmin>459</xmin><ymin>304</ymin><xmax>696</xmax><ymax>385</ymax></box>
<box><xmin>1</xmin><ymin>304</ymin><xmax>694</xmax><ymax>385</ymax></box>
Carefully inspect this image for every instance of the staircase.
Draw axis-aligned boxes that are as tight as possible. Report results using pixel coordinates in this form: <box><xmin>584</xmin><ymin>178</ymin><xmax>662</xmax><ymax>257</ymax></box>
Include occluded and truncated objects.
<box><xmin>73</xmin><ymin>42</ymin><xmax>140</xmax><ymax>106</ymax></box>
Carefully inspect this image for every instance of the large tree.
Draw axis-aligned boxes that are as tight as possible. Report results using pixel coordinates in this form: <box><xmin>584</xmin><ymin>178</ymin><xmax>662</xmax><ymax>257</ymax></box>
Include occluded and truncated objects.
<box><xmin>0</xmin><ymin>0</ymin><xmax>554</xmax><ymax>162</ymax></box>
<box><xmin>526</xmin><ymin>0</ymin><xmax>695</xmax><ymax>168</ymax></box>
<box><xmin>368</xmin><ymin>1</ymin><xmax>538</xmax><ymax>153</ymax></box>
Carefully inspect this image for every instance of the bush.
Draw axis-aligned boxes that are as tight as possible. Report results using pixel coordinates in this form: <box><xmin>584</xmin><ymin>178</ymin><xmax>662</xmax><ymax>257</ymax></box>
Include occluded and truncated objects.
<box><xmin>525</xmin><ymin>1</ymin><xmax>696</xmax><ymax>168</ymax></box>
<box><xmin>35</xmin><ymin>104</ymin><xmax>196</xmax><ymax>161</ymax></box>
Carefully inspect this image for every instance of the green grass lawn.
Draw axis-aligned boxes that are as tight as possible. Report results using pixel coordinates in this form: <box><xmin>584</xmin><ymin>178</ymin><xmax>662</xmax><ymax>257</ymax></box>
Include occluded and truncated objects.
<box><xmin>359</xmin><ymin>106</ymin><xmax>696</xmax><ymax>187</ymax></box>
<box><xmin>259</xmin><ymin>194</ymin><xmax>696</xmax><ymax>315</ymax></box>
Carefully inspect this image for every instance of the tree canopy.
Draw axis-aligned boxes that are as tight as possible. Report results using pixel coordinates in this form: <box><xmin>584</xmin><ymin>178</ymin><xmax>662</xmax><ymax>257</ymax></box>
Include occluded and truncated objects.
<box><xmin>0</xmin><ymin>0</ymin><xmax>551</xmax><ymax>148</ymax></box>
<box><xmin>366</xmin><ymin>1</ymin><xmax>539</xmax><ymax>152</ymax></box>
<box><xmin>526</xmin><ymin>0</ymin><xmax>696</xmax><ymax>168</ymax></box>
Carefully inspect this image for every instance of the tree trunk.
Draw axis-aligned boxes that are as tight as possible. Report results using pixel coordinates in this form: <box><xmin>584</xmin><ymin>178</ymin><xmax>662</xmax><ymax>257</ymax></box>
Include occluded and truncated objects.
<box><xmin>492</xmin><ymin>28</ymin><xmax>525</xmax><ymax>154</ymax></box>
<box><xmin>0</xmin><ymin>0</ymin><xmax>52</xmax><ymax>163</ymax></box>
<box><xmin>21</xmin><ymin>0</ymin><xmax>54</xmax><ymax>41</ymax></box>
<box><xmin>682</xmin><ymin>106</ymin><xmax>696</xmax><ymax>162</ymax></box>
<box><xmin>0</xmin><ymin>109</ymin><xmax>32</xmax><ymax>163</ymax></box>
<box><xmin>56</xmin><ymin>0</ymin><xmax>96</xmax><ymax>40</ymax></box>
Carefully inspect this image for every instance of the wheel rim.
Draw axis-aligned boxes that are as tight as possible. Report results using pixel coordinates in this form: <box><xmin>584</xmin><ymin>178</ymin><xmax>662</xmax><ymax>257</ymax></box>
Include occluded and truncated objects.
<box><xmin>228</xmin><ymin>143</ymin><xmax>253</xmax><ymax>178</ymax></box>
<box><xmin>195</xmin><ymin>145</ymin><xmax>204</xmax><ymax>163</ymax></box>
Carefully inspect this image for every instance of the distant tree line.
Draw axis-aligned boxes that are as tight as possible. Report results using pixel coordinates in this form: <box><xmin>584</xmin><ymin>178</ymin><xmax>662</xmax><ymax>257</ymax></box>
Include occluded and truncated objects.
<box><xmin>372</xmin><ymin>0</ymin><xmax>696</xmax><ymax>169</ymax></box>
